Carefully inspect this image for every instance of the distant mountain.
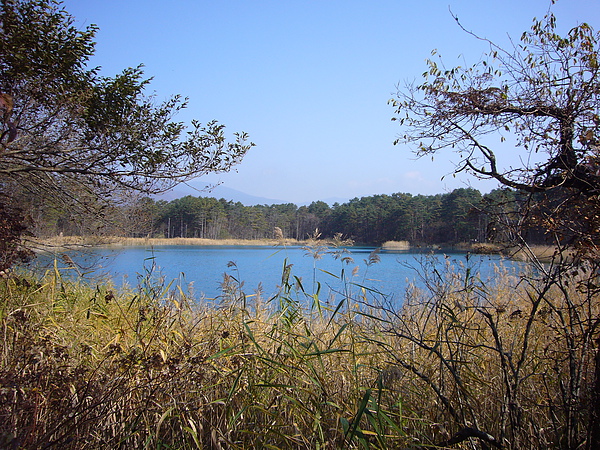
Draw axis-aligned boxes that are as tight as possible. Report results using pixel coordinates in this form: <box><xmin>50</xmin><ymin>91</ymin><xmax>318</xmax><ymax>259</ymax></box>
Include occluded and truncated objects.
<box><xmin>157</xmin><ymin>183</ymin><xmax>349</xmax><ymax>207</ymax></box>
<box><xmin>157</xmin><ymin>184</ymin><xmax>289</xmax><ymax>206</ymax></box>
<box><xmin>208</xmin><ymin>186</ymin><xmax>290</xmax><ymax>206</ymax></box>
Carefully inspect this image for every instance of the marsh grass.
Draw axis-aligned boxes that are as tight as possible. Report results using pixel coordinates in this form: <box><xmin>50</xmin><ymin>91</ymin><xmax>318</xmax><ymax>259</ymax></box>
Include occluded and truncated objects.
<box><xmin>1</xmin><ymin>248</ymin><xmax>598</xmax><ymax>449</ymax></box>
<box><xmin>0</xmin><ymin>255</ymin><xmax>405</xmax><ymax>449</ymax></box>
<box><xmin>381</xmin><ymin>241</ymin><xmax>410</xmax><ymax>251</ymax></box>
<box><xmin>32</xmin><ymin>236</ymin><xmax>302</xmax><ymax>252</ymax></box>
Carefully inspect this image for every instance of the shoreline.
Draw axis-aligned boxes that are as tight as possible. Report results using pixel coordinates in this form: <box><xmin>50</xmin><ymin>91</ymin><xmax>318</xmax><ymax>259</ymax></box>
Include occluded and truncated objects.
<box><xmin>29</xmin><ymin>236</ymin><xmax>302</xmax><ymax>252</ymax></box>
<box><xmin>30</xmin><ymin>236</ymin><xmax>559</xmax><ymax>262</ymax></box>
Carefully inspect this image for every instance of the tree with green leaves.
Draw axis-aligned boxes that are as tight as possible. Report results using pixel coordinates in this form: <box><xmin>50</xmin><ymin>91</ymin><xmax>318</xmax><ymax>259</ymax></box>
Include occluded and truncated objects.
<box><xmin>390</xmin><ymin>10</ymin><xmax>599</xmax><ymax>255</ymax></box>
<box><xmin>390</xmin><ymin>10</ymin><xmax>600</xmax><ymax>448</ymax></box>
<box><xmin>0</xmin><ymin>0</ymin><xmax>253</xmax><ymax>266</ymax></box>
<box><xmin>439</xmin><ymin>187</ymin><xmax>482</xmax><ymax>243</ymax></box>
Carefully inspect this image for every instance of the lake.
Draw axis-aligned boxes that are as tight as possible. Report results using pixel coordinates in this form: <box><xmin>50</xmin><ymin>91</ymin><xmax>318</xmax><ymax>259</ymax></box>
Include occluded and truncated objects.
<box><xmin>32</xmin><ymin>245</ymin><xmax>525</xmax><ymax>303</ymax></box>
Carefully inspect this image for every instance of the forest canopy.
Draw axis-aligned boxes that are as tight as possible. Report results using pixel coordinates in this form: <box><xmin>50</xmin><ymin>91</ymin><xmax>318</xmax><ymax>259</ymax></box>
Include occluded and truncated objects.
<box><xmin>27</xmin><ymin>187</ymin><xmax>545</xmax><ymax>247</ymax></box>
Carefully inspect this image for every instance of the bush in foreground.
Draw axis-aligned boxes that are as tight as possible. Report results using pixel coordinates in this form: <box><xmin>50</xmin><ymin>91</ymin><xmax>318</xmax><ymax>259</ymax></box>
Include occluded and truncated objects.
<box><xmin>1</xmin><ymin>251</ymin><xmax>598</xmax><ymax>449</ymax></box>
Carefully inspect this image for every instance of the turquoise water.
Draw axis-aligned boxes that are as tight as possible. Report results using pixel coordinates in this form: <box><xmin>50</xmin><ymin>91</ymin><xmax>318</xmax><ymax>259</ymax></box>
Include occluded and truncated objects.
<box><xmin>32</xmin><ymin>245</ymin><xmax>523</xmax><ymax>302</ymax></box>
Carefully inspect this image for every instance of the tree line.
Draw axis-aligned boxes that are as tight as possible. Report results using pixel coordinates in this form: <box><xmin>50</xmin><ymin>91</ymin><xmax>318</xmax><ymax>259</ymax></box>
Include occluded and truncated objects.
<box><xmin>27</xmin><ymin>186</ymin><xmax>552</xmax><ymax>246</ymax></box>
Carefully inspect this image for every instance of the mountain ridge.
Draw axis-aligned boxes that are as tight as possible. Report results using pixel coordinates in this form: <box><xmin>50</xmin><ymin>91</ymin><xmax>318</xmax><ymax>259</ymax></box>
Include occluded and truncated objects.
<box><xmin>158</xmin><ymin>184</ymin><xmax>348</xmax><ymax>207</ymax></box>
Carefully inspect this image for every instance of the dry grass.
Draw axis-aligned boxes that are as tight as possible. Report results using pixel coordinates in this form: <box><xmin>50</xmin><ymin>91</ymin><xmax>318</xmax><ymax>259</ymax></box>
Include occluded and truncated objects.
<box><xmin>381</xmin><ymin>241</ymin><xmax>410</xmax><ymax>251</ymax></box>
<box><xmin>0</xmin><ymin>264</ymin><xmax>400</xmax><ymax>449</ymax></box>
<box><xmin>470</xmin><ymin>242</ymin><xmax>566</xmax><ymax>262</ymax></box>
<box><xmin>1</xmin><ymin>251</ymin><xmax>598</xmax><ymax>449</ymax></box>
<box><xmin>376</xmin><ymin>257</ymin><xmax>599</xmax><ymax>448</ymax></box>
<box><xmin>501</xmin><ymin>244</ymin><xmax>560</xmax><ymax>262</ymax></box>
<box><xmin>30</xmin><ymin>236</ymin><xmax>302</xmax><ymax>253</ymax></box>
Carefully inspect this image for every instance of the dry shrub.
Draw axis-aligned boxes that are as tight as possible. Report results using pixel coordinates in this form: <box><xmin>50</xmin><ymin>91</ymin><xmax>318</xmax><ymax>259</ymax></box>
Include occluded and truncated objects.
<box><xmin>375</xmin><ymin>254</ymin><xmax>600</xmax><ymax>449</ymax></box>
<box><xmin>381</xmin><ymin>241</ymin><xmax>411</xmax><ymax>251</ymax></box>
<box><xmin>0</xmin><ymin>263</ymin><xmax>404</xmax><ymax>449</ymax></box>
<box><xmin>1</xmin><ymin>252</ymin><xmax>597</xmax><ymax>449</ymax></box>
<box><xmin>0</xmin><ymin>199</ymin><xmax>33</xmax><ymax>272</ymax></box>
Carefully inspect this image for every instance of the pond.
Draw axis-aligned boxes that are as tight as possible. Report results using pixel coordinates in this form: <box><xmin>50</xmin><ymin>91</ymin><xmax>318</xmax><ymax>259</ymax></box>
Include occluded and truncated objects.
<box><xmin>31</xmin><ymin>244</ymin><xmax>525</xmax><ymax>303</ymax></box>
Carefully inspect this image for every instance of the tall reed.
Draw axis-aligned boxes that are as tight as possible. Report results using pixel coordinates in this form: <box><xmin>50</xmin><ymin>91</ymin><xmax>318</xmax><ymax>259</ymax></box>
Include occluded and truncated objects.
<box><xmin>1</xmin><ymin>246</ymin><xmax>597</xmax><ymax>449</ymax></box>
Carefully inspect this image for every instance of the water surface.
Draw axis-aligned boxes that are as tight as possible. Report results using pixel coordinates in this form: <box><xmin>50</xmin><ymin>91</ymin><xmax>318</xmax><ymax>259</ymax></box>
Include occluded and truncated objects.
<box><xmin>33</xmin><ymin>245</ymin><xmax>523</xmax><ymax>302</ymax></box>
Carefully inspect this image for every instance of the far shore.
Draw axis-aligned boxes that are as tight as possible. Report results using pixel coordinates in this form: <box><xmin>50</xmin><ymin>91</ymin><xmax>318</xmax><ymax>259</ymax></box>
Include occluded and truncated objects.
<box><xmin>36</xmin><ymin>236</ymin><xmax>413</xmax><ymax>250</ymax></box>
<box><xmin>31</xmin><ymin>236</ymin><xmax>302</xmax><ymax>252</ymax></box>
<box><xmin>30</xmin><ymin>236</ymin><xmax>560</xmax><ymax>262</ymax></box>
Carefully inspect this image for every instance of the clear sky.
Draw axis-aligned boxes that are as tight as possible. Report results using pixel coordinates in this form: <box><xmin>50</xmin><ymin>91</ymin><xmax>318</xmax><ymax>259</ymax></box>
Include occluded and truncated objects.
<box><xmin>63</xmin><ymin>0</ymin><xmax>599</xmax><ymax>204</ymax></box>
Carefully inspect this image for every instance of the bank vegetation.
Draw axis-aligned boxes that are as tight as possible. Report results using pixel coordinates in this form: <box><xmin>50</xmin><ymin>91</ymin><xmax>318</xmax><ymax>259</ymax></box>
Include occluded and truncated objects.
<box><xmin>2</xmin><ymin>244</ymin><xmax>598</xmax><ymax>449</ymax></box>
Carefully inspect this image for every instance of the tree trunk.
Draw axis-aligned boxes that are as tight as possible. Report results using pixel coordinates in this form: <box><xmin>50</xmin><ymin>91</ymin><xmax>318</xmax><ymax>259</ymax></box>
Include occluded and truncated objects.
<box><xmin>588</xmin><ymin>337</ymin><xmax>600</xmax><ymax>450</ymax></box>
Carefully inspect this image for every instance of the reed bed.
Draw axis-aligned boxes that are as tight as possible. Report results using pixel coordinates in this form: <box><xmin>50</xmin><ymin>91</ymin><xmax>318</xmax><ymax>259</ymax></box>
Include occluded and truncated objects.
<box><xmin>381</xmin><ymin>241</ymin><xmax>410</xmax><ymax>251</ymax></box>
<box><xmin>31</xmin><ymin>236</ymin><xmax>302</xmax><ymax>251</ymax></box>
<box><xmin>1</xmin><ymin>251</ymin><xmax>598</xmax><ymax>449</ymax></box>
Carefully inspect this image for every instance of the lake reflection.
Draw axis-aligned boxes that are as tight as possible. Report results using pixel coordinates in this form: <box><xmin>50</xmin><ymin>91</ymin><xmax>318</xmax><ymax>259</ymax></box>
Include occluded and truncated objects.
<box><xmin>32</xmin><ymin>245</ymin><xmax>524</xmax><ymax>302</ymax></box>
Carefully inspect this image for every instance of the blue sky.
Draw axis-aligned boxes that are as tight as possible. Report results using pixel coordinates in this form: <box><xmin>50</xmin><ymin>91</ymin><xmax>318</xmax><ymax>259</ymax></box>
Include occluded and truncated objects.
<box><xmin>63</xmin><ymin>0</ymin><xmax>599</xmax><ymax>204</ymax></box>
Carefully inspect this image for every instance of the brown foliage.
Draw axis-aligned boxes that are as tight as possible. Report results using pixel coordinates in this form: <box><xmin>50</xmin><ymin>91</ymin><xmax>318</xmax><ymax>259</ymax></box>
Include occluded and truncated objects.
<box><xmin>0</xmin><ymin>197</ymin><xmax>32</xmax><ymax>272</ymax></box>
